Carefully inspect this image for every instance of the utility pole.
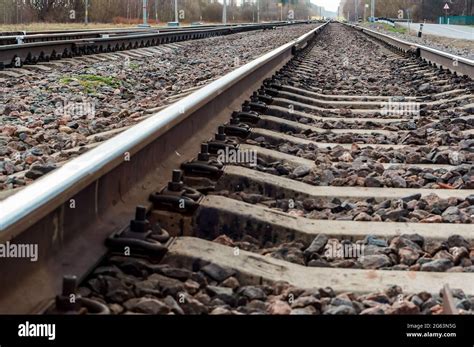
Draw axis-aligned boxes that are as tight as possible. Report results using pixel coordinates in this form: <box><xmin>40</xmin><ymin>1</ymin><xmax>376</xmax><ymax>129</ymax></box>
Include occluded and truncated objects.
<box><xmin>371</xmin><ymin>0</ymin><xmax>375</xmax><ymax>20</ymax></box>
<box><xmin>140</xmin><ymin>0</ymin><xmax>149</xmax><ymax>27</ymax></box>
<box><xmin>84</xmin><ymin>0</ymin><xmax>88</xmax><ymax>25</ymax></box>
<box><xmin>355</xmin><ymin>0</ymin><xmax>359</xmax><ymax>22</ymax></box>
<box><xmin>175</xmin><ymin>0</ymin><xmax>178</xmax><ymax>23</ymax></box>
<box><xmin>223</xmin><ymin>0</ymin><xmax>227</xmax><ymax>24</ymax></box>
<box><xmin>155</xmin><ymin>0</ymin><xmax>158</xmax><ymax>24</ymax></box>
<box><xmin>127</xmin><ymin>0</ymin><xmax>130</xmax><ymax>24</ymax></box>
<box><xmin>257</xmin><ymin>0</ymin><xmax>260</xmax><ymax>23</ymax></box>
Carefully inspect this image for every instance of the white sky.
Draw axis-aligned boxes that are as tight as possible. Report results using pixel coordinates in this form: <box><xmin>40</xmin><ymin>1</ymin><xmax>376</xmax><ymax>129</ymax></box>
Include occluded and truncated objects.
<box><xmin>311</xmin><ymin>0</ymin><xmax>341</xmax><ymax>12</ymax></box>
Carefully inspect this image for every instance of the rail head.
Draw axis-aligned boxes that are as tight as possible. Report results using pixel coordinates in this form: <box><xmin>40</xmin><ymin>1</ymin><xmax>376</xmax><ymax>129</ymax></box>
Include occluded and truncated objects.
<box><xmin>0</xmin><ymin>22</ymin><xmax>329</xmax><ymax>241</ymax></box>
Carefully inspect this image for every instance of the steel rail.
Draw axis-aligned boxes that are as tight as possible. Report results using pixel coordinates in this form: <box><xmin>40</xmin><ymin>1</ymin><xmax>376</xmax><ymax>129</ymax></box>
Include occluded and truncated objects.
<box><xmin>347</xmin><ymin>23</ymin><xmax>474</xmax><ymax>79</ymax></box>
<box><xmin>0</xmin><ymin>22</ymin><xmax>328</xmax><ymax>314</ymax></box>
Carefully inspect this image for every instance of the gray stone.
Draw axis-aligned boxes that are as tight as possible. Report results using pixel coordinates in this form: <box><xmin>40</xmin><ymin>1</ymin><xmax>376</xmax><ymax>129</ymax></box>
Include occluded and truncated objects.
<box><xmin>442</xmin><ymin>206</ymin><xmax>461</xmax><ymax>223</ymax></box>
<box><xmin>206</xmin><ymin>286</ymin><xmax>236</xmax><ymax>305</ymax></box>
<box><xmin>201</xmin><ymin>263</ymin><xmax>235</xmax><ymax>282</ymax></box>
<box><xmin>147</xmin><ymin>273</ymin><xmax>185</xmax><ymax>296</ymax></box>
<box><xmin>447</xmin><ymin>235</ymin><xmax>470</xmax><ymax>249</ymax></box>
<box><xmin>292</xmin><ymin>165</ymin><xmax>311</xmax><ymax>178</ymax></box>
<box><xmin>123</xmin><ymin>298</ymin><xmax>170</xmax><ymax>315</ymax></box>
<box><xmin>420</xmin><ymin>259</ymin><xmax>453</xmax><ymax>272</ymax></box>
<box><xmin>358</xmin><ymin>255</ymin><xmax>392</xmax><ymax>269</ymax></box>
<box><xmin>324</xmin><ymin>305</ymin><xmax>356</xmax><ymax>315</ymax></box>
<box><xmin>304</xmin><ymin>233</ymin><xmax>329</xmax><ymax>257</ymax></box>
<box><xmin>238</xmin><ymin>286</ymin><xmax>267</xmax><ymax>301</ymax></box>
<box><xmin>399</xmin><ymin>247</ymin><xmax>420</xmax><ymax>266</ymax></box>
<box><xmin>365</xmin><ymin>176</ymin><xmax>382</xmax><ymax>187</ymax></box>
<box><xmin>365</xmin><ymin>235</ymin><xmax>388</xmax><ymax>247</ymax></box>
<box><xmin>163</xmin><ymin>295</ymin><xmax>185</xmax><ymax>315</ymax></box>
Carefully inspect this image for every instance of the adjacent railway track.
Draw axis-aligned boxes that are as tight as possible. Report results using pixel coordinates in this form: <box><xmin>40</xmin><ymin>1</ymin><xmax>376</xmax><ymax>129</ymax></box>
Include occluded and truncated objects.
<box><xmin>0</xmin><ymin>21</ymin><xmax>311</xmax><ymax>68</ymax></box>
<box><xmin>0</xmin><ymin>21</ymin><xmax>473</xmax><ymax>315</ymax></box>
<box><xmin>0</xmin><ymin>22</ymin><xmax>293</xmax><ymax>45</ymax></box>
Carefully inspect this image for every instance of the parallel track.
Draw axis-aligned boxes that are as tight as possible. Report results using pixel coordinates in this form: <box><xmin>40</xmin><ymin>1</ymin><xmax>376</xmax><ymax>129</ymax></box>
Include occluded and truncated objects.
<box><xmin>0</xmin><ymin>21</ymin><xmax>312</xmax><ymax>68</ymax></box>
<box><xmin>0</xmin><ymin>22</ymin><xmax>473</xmax><ymax>315</ymax></box>
<box><xmin>0</xmin><ymin>22</ymin><xmax>292</xmax><ymax>45</ymax></box>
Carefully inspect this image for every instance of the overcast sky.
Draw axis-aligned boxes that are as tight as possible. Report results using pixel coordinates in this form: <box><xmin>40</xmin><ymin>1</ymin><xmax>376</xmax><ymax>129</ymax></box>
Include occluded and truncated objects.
<box><xmin>311</xmin><ymin>0</ymin><xmax>341</xmax><ymax>12</ymax></box>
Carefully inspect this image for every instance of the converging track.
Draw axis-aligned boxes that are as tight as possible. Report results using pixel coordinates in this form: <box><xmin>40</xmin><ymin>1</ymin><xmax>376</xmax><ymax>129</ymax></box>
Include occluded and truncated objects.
<box><xmin>0</xmin><ymin>22</ymin><xmax>473</xmax><ymax>315</ymax></box>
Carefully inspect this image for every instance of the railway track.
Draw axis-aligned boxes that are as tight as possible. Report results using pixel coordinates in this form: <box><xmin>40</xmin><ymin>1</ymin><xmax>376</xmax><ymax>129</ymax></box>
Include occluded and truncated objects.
<box><xmin>0</xmin><ymin>23</ymin><xmax>288</xmax><ymax>45</ymax></box>
<box><xmin>0</xmin><ymin>21</ymin><xmax>311</xmax><ymax>69</ymax></box>
<box><xmin>0</xmin><ymin>22</ymin><xmax>473</xmax><ymax>315</ymax></box>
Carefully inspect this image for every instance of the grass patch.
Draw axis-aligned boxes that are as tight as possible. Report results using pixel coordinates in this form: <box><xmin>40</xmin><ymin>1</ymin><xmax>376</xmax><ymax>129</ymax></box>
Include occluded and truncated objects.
<box><xmin>59</xmin><ymin>77</ymin><xmax>75</xmax><ymax>84</ymax></box>
<box><xmin>382</xmin><ymin>23</ymin><xmax>408</xmax><ymax>34</ymax></box>
<box><xmin>60</xmin><ymin>74</ymin><xmax>120</xmax><ymax>93</ymax></box>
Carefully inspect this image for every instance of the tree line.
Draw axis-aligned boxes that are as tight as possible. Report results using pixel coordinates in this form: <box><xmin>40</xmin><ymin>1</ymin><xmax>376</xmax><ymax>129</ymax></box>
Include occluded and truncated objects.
<box><xmin>0</xmin><ymin>0</ymin><xmax>322</xmax><ymax>24</ymax></box>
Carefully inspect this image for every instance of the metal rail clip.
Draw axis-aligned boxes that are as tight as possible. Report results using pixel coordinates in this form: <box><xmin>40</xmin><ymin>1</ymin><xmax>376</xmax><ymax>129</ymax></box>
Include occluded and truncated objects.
<box><xmin>242</xmin><ymin>97</ymin><xmax>267</xmax><ymax>113</ymax></box>
<box><xmin>45</xmin><ymin>276</ymin><xmax>110</xmax><ymax>315</ymax></box>
<box><xmin>207</xmin><ymin>126</ymin><xmax>239</xmax><ymax>154</ymax></box>
<box><xmin>181</xmin><ymin>144</ymin><xmax>224</xmax><ymax>179</ymax></box>
<box><xmin>252</xmin><ymin>91</ymin><xmax>273</xmax><ymax>104</ymax></box>
<box><xmin>223</xmin><ymin>117</ymin><xmax>252</xmax><ymax>138</ymax></box>
<box><xmin>105</xmin><ymin>205</ymin><xmax>169</xmax><ymax>257</ymax></box>
<box><xmin>149</xmin><ymin>170</ymin><xmax>201</xmax><ymax>213</ymax></box>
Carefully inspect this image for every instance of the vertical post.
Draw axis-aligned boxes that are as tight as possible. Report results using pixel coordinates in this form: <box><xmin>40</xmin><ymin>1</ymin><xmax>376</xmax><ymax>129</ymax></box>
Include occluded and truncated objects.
<box><xmin>155</xmin><ymin>0</ymin><xmax>158</xmax><ymax>24</ymax></box>
<box><xmin>142</xmin><ymin>0</ymin><xmax>148</xmax><ymax>26</ymax></box>
<box><xmin>280</xmin><ymin>3</ymin><xmax>283</xmax><ymax>21</ymax></box>
<box><xmin>257</xmin><ymin>0</ymin><xmax>260</xmax><ymax>23</ymax></box>
<box><xmin>355</xmin><ymin>0</ymin><xmax>359</xmax><ymax>22</ymax></box>
<box><xmin>407</xmin><ymin>9</ymin><xmax>410</xmax><ymax>33</ymax></box>
<box><xmin>84</xmin><ymin>0</ymin><xmax>88</xmax><ymax>25</ymax></box>
<box><xmin>175</xmin><ymin>0</ymin><xmax>178</xmax><ymax>23</ymax></box>
<box><xmin>223</xmin><ymin>0</ymin><xmax>227</xmax><ymax>24</ymax></box>
<box><xmin>371</xmin><ymin>0</ymin><xmax>375</xmax><ymax>20</ymax></box>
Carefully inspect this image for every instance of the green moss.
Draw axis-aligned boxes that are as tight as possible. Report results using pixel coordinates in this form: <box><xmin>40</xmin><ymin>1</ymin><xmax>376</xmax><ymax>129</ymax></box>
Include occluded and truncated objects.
<box><xmin>78</xmin><ymin>74</ymin><xmax>120</xmax><ymax>88</ymax></box>
<box><xmin>59</xmin><ymin>77</ymin><xmax>75</xmax><ymax>84</ymax></box>
<box><xmin>59</xmin><ymin>74</ymin><xmax>120</xmax><ymax>93</ymax></box>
